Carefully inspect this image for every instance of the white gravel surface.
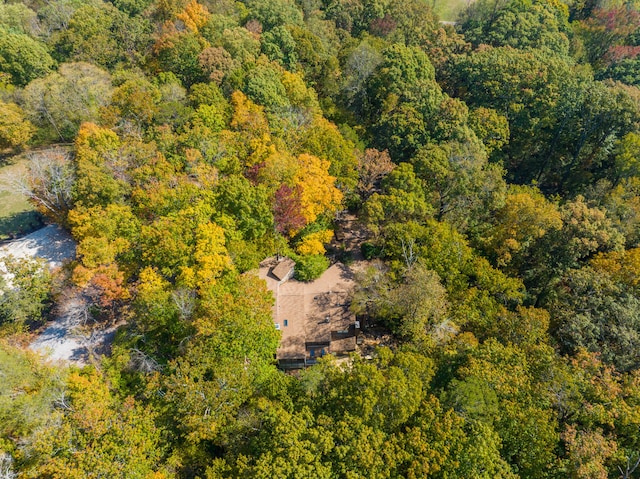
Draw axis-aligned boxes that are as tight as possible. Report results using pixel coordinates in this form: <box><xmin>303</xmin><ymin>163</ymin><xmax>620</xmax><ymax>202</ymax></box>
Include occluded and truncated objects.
<box><xmin>0</xmin><ymin>225</ymin><xmax>114</xmax><ymax>365</ymax></box>
<box><xmin>0</xmin><ymin>224</ymin><xmax>76</xmax><ymax>267</ymax></box>
<box><xmin>29</xmin><ymin>318</ymin><xmax>118</xmax><ymax>365</ymax></box>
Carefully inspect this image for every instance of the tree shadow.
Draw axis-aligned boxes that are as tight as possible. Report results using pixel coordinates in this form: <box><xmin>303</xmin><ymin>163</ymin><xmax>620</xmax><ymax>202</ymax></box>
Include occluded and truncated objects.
<box><xmin>0</xmin><ymin>211</ymin><xmax>44</xmax><ymax>241</ymax></box>
<box><xmin>0</xmin><ymin>150</ymin><xmax>25</xmax><ymax>167</ymax></box>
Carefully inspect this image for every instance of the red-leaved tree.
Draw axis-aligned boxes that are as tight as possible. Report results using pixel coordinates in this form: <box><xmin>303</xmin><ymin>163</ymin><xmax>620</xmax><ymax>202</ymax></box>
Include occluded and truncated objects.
<box><xmin>273</xmin><ymin>184</ymin><xmax>306</xmax><ymax>236</ymax></box>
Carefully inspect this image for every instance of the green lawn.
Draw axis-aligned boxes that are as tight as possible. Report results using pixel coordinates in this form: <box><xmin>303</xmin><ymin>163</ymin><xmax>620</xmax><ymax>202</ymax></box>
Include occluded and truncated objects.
<box><xmin>434</xmin><ymin>0</ymin><xmax>469</xmax><ymax>22</ymax></box>
<box><xmin>0</xmin><ymin>156</ymin><xmax>43</xmax><ymax>240</ymax></box>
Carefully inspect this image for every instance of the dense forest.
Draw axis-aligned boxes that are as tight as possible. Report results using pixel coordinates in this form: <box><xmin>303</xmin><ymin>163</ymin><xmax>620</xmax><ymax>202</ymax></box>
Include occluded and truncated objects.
<box><xmin>1</xmin><ymin>0</ymin><xmax>640</xmax><ymax>476</ymax></box>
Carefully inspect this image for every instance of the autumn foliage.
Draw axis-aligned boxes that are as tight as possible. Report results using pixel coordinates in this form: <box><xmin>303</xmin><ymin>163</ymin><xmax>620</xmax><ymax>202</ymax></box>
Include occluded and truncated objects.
<box><xmin>2</xmin><ymin>0</ymin><xmax>640</xmax><ymax>476</ymax></box>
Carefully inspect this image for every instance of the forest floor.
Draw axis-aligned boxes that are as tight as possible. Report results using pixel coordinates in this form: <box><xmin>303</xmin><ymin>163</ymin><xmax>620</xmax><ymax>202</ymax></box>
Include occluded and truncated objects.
<box><xmin>329</xmin><ymin>212</ymin><xmax>368</xmax><ymax>268</ymax></box>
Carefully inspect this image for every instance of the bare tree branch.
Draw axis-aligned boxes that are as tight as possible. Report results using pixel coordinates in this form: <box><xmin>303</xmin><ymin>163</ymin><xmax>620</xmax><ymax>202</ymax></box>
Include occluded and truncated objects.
<box><xmin>0</xmin><ymin>149</ymin><xmax>75</xmax><ymax>223</ymax></box>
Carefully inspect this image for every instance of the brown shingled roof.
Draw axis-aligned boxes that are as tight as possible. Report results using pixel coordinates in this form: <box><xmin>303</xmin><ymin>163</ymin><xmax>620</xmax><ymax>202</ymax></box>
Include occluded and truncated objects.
<box><xmin>271</xmin><ymin>258</ymin><xmax>295</xmax><ymax>282</ymax></box>
<box><xmin>258</xmin><ymin>260</ymin><xmax>358</xmax><ymax>364</ymax></box>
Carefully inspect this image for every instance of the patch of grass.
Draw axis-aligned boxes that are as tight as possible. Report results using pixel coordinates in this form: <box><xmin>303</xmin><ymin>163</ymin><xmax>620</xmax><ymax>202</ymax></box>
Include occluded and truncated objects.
<box><xmin>0</xmin><ymin>155</ymin><xmax>43</xmax><ymax>240</ymax></box>
<box><xmin>434</xmin><ymin>0</ymin><xmax>470</xmax><ymax>22</ymax></box>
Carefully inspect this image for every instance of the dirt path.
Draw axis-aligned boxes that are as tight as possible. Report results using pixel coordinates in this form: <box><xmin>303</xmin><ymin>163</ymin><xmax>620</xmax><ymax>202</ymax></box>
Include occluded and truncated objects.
<box><xmin>331</xmin><ymin>212</ymin><xmax>372</xmax><ymax>274</ymax></box>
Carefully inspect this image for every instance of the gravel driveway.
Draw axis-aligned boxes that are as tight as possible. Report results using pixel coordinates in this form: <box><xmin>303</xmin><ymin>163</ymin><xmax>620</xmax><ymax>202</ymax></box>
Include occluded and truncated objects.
<box><xmin>0</xmin><ymin>225</ymin><xmax>113</xmax><ymax>364</ymax></box>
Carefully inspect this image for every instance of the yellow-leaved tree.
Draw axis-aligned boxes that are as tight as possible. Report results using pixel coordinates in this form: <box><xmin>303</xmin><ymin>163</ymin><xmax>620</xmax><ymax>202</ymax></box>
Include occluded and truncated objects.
<box><xmin>182</xmin><ymin>222</ymin><xmax>232</xmax><ymax>290</ymax></box>
<box><xmin>176</xmin><ymin>0</ymin><xmax>209</xmax><ymax>33</ymax></box>
<box><xmin>296</xmin><ymin>230</ymin><xmax>334</xmax><ymax>255</ymax></box>
<box><xmin>590</xmin><ymin>247</ymin><xmax>640</xmax><ymax>289</ymax></box>
<box><xmin>73</xmin><ymin>122</ymin><xmax>129</xmax><ymax>208</ymax></box>
<box><xmin>27</xmin><ymin>369</ymin><xmax>170</xmax><ymax>479</ymax></box>
<box><xmin>479</xmin><ymin>185</ymin><xmax>562</xmax><ymax>267</ymax></box>
<box><xmin>0</xmin><ymin>101</ymin><xmax>34</xmax><ymax>150</ymax></box>
<box><xmin>293</xmin><ymin>153</ymin><xmax>343</xmax><ymax>224</ymax></box>
<box><xmin>225</xmin><ymin>91</ymin><xmax>276</xmax><ymax>168</ymax></box>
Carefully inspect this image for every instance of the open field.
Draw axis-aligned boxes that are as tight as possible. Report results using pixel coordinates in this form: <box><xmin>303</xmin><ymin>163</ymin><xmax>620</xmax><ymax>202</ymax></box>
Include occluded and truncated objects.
<box><xmin>0</xmin><ymin>155</ymin><xmax>43</xmax><ymax>240</ymax></box>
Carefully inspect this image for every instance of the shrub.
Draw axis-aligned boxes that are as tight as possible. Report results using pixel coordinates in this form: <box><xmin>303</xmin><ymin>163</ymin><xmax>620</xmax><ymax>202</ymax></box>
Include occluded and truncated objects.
<box><xmin>361</xmin><ymin>242</ymin><xmax>382</xmax><ymax>260</ymax></box>
<box><xmin>293</xmin><ymin>254</ymin><xmax>329</xmax><ymax>281</ymax></box>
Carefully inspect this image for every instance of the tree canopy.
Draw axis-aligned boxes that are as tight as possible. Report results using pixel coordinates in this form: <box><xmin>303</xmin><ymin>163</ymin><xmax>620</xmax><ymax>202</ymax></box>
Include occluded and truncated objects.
<box><xmin>2</xmin><ymin>0</ymin><xmax>640</xmax><ymax>477</ymax></box>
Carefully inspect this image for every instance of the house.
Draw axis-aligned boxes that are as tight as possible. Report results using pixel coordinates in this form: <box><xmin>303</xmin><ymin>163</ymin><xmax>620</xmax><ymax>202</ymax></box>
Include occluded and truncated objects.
<box><xmin>258</xmin><ymin>258</ymin><xmax>360</xmax><ymax>369</ymax></box>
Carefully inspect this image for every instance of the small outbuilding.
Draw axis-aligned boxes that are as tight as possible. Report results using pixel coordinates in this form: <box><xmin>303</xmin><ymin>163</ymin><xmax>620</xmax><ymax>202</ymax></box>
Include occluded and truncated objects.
<box><xmin>271</xmin><ymin>258</ymin><xmax>295</xmax><ymax>284</ymax></box>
